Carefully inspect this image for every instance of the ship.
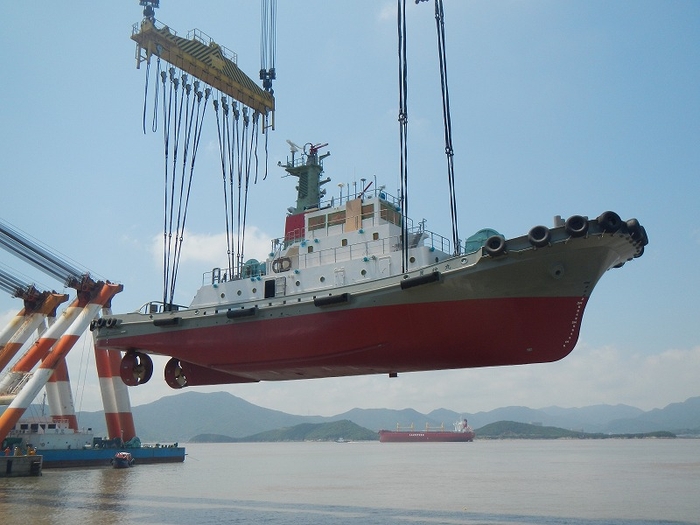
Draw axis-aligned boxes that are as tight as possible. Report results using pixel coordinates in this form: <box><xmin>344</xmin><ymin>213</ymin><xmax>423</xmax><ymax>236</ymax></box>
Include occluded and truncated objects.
<box><xmin>93</xmin><ymin>141</ymin><xmax>648</xmax><ymax>390</ymax></box>
<box><xmin>1</xmin><ymin>417</ymin><xmax>184</xmax><ymax>468</ymax></box>
<box><xmin>379</xmin><ymin>419</ymin><xmax>475</xmax><ymax>443</ymax></box>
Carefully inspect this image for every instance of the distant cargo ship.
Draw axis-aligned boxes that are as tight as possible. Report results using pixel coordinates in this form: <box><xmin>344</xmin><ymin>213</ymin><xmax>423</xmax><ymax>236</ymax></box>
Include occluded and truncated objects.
<box><xmin>379</xmin><ymin>419</ymin><xmax>475</xmax><ymax>442</ymax></box>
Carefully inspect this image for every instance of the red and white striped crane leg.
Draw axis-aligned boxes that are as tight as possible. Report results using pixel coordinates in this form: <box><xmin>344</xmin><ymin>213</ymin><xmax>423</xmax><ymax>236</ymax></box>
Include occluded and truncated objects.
<box><xmin>0</xmin><ymin>293</ymin><xmax>68</xmax><ymax>372</ymax></box>
<box><xmin>0</xmin><ymin>297</ymin><xmax>82</xmax><ymax>397</ymax></box>
<box><xmin>94</xmin><ymin>307</ymin><xmax>136</xmax><ymax>441</ymax></box>
<box><xmin>0</xmin><ymin>282</ymin><xmax>122</xmax><ymax>443</ymax></box>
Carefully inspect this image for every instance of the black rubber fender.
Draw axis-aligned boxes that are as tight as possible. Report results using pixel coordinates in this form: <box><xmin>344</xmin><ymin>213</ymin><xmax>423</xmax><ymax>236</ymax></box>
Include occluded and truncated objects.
<box><xmin>527</xmin><ymin>225</ymin><xmax>551</xmax><ymax>248</ymax></box>
<box><xmin>597</xmin><ymin>211</ymin><xmax>622</xmax><ymax>233</ymax></box>
<box><xmin>565</xmin><ymin>215</ymin><xmax>589</xmax><ymax>237</ymax></box>
<box><xmin>626</xmin><ymin>218</ymin><xmax>648</xmax><ymax>246</ymax></box>
<box><xmin>484</xmin><ymin>235</ymin><xmax>506</xmax><ymax>257</ymax></box>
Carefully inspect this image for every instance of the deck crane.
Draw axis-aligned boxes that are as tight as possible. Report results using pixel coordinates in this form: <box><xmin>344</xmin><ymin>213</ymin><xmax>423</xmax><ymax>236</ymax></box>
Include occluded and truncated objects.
<box><xmin>0</xmin><ymin>220</ymin><xmax>125</xmax><ymax>444</ymax></box>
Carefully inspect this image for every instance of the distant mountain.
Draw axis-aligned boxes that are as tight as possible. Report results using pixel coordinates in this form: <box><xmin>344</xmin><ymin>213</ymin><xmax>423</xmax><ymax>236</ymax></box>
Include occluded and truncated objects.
<box><xmin>327</xmin><ymin>407</ymin><xmax>443</xmax><ymax>432</ymax></box>
<box><xmin>476</xmin><ymin>421</ymin><xmax>676</xmax><ymax>440</ymax></box>
<box><xmin>32</xmin><ymin>393</ymin><xmax>700</xmax><ymax>442</ymax></box>
<box><xmin>231</xmin><ymin>420</ymin><xmax>377</xmax><ymax>442</ymax></box>
<box><xmin>605</xmin><ymin>396</ymin><xmax>700</xmax><ymax>434</ymax></box>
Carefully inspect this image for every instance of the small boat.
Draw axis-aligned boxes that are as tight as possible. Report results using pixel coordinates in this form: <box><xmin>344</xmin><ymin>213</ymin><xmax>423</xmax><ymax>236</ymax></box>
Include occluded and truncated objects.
<box><xmin>379</xmin><ymin>419</ymin><xmax>475</xmax><ymax>443</ymax></box>
<box><xmin>111</xmin><ymin>451</ymin><xmax>134</xmax><ymax>468</ymax></box>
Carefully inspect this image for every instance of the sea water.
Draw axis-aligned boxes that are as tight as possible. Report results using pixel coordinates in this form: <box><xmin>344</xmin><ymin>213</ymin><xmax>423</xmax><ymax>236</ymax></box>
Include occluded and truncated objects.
<box><xmin>0</xmin><ymin>439</ymin><xmax>698</xmax><ymax>524</ymax></box>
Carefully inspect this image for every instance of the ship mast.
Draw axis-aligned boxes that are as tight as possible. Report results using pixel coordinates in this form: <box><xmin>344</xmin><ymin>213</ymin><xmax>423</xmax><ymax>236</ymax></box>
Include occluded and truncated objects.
<box><xmin>282</xmin><ymin>142</ymin><xmax>331</xmax><ymax>214</ymax></box>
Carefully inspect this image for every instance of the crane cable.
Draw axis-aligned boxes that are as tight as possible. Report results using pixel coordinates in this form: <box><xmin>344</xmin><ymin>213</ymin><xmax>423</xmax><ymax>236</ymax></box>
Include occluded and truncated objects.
<box><xmin>260</xmin><ymin>0</ymin><xmax>277</xmax><ymax>94</ymax></box>
<box><xmin>168</xmin><ymin>82</ymin><xmax>210</xmax><ymax>304</ymax></box>
<box><xmin>156</xmin><ymin>68</ymin><xmax>209</xmax><ymax>307</ymax></box>
<box><xmin>213</xmin><ymin>97</ymin><xmax>235</xmax><ymax>277</ymax></box>
<box><xmin>397</xmin><ymin>0</ymin><xmax>410</xmax><ymax>274</ymax></box>
<box><xmin>433</xmin><ymin>0</ymin><xmax>460</xmax><ymax>255</ymax></box>
<box><xmin>214</xmin><ymin>99</ymin><xmax>259</xmax><ymax>279</ymax></box>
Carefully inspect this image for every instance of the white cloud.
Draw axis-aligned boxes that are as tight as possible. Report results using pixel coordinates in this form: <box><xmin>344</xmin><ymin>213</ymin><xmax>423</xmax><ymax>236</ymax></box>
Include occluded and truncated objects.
<box><xmin>148</xmin><ymin>227</ymin><xmax>273</xmax><ymax>269</ymax></box>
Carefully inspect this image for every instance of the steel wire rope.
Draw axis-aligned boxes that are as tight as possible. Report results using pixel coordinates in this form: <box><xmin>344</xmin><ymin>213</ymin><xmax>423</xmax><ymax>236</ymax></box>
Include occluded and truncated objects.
<box><xmin>223</xmin><ymin>97</ymin><xmax>235</xmax><ymax>276</ymax></box>
<box><xmin>397</xmin><ymin>0</ymin><xmax>410</xmax><ymax>273</ymax></box>
<box><xmin>168</xmin><ymin>77</ymin><xmax>196</xmax><ymax>302</ymax></box>
<box><xmin>213</xmin><ymin>98</ymin><xmax>235</xmax><ymax>278</ymax></box>
<box><xmin>164</xmin><ymin>70</ymin><xmax>186</xmax><ymax>306</ymax></box>
<box><xmin>239</xmin><ymin>112</ymin><xmax>259</xmax><ymax>272</ymax></box>
<box><xmin>160</xmin><ymin>68</ymin><xmax>172</xmax><ymax>305</ymax></box>
<box><xmin>152</xmin><ymin>53</ymin><xmax>162</xmax><ymax>133</ymax></box>
<box><xmin>235</xmin><ymin>108</ymin><xmax>250</xmax><ymax>276</ymax></box>
<box><xmin>230</xmin><ymin>103</ymin><xmax>241</xmax><ymax>276</ymax></box>
<box><xmin>169</xmin><ymin>83</ymin><xmax>210</xmax><ymax>302</ymax></box>
<box><xmin>142</xmin><ymin>59</ymin><xmax>150</xmax><ymax>134</ymax></box>
<box><xmin>434</xmin><ymin>0</ymin><xmax>460</xmax><ymax>255</ymax></box>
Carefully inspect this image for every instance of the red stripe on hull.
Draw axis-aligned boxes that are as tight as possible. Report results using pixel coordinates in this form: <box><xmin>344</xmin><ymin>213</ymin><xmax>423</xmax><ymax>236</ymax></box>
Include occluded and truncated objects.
<box><xmin>99</xmin><ymin>295</ymin><xmax>586</xmax><ymax>384</ymax></box>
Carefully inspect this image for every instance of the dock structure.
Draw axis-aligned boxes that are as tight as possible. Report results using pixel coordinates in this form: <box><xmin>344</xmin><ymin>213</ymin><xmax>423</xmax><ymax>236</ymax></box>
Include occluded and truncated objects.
<box><xmin>0</xmin><ymin>454</ymin><xmax>43</xmax><ymax>478</ymax></box>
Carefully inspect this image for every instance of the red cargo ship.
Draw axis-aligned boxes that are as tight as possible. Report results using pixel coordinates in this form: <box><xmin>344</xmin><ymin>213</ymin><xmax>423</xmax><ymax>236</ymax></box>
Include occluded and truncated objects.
<box><xmin>379</xmin><ymin>419</ymin><xmax>475</xmax><ymax>442</ymax></box>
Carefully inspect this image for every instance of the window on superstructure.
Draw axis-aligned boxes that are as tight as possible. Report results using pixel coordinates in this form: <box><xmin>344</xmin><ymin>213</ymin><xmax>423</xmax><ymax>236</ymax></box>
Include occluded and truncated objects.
<box><xmin>373</xmin><ymin>232</ymin><xmax>379</xmax><ymax>241</ymax></box>
<box><xmin>308</xmin><ymin>245</ymin><xmax>313</xmax><ymax>253</ymax></box>
<box><xmin>361</xmin><ymin>204</ymin><xmax>374</xmax><ymax>220</ymax></box>
<box><xmin>341</xmin><ymin>239</ymin><xmax>348</xmax><ymax>247</ymax></box>
<box><xmin>328</xmin><ymin>211</ymin><xmax>346</xmax><ymax>227</ymax></box>
<box><xmin>308</xmin><ymin>214</ymin><xmax>326</xmax><ymax>231</ymax></box>
<box><xmin>380</xmin><ymin>202</ymin><xmax>401</xmax><ymax>225</ymax></box>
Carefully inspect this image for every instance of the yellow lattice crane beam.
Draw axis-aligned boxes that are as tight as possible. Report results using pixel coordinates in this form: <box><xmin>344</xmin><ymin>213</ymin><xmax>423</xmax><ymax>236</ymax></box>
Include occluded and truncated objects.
<box><xmin>132</xmin><ymin>19</ymin><xmax>275</xmax><ymax>118</ymax></box>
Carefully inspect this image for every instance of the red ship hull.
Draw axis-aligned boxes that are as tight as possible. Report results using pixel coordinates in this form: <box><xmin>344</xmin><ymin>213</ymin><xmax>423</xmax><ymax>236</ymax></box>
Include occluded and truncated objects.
<box><xmin>379</xmin><ymin>430</ymin><xmax>475</xmax><ymax>442</ymax></box>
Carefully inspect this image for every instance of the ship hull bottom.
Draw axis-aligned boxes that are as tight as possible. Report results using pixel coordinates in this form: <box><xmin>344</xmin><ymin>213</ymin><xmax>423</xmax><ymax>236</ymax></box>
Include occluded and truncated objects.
<box><xmin>99</xmin><ymin>295</ymin><xmax>587</xmax><ymax>385</ymax></box>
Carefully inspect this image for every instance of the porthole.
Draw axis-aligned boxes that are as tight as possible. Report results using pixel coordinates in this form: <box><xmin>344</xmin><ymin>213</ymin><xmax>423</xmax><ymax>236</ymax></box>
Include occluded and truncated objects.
<box><xmin>220</xmin><ymin>293</ymin><xmax>225</xmax><ymax>299</ymax></box>
<box><xmin>295</xmin><ymin>281</ymin><xmax>301</xmax><ymax>286</ymax></box>
<box><xmin>320</xmin><ymin>276</ymin><xmax>325</xmax><ymax>283</ymax></box>
<box><xmin>237</xmin><ymin>290</ymin><xmax>242</xmax><ymax>296</ymax></box>
<box><xmin>361</xmin><ymin>269</ymin><xmax>367</xmax><ymax>276</ymax></box>
<box><xmin>409</xmin><ymin>256</ymin><xmax>416</xmax><ymax>263</ymax></box>
<box><xmin>252</xmin><ymin>288</ymin><xmax>257</xmax><ymax>293</ymax></box>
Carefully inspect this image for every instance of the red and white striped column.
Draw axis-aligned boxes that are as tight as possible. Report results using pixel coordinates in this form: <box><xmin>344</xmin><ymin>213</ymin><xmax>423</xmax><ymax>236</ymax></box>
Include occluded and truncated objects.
<box><xmin>0</xmin><ymin>282</ymin><xmax>123</xmax><ymax>443</ymax></box>
<box><xmin>35</xmin><ymin>315</ymin><xmax>79</xmax><ymax>431</ymax></box>
<box><xmin>94</xmin><ymin>307</ymin><xmax>136</xmax><ymax>441</ymax></box>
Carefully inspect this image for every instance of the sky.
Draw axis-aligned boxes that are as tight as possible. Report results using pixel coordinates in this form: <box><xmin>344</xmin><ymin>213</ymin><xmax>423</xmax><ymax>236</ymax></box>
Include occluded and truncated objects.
<box><xmin>0</xmin><ymin>1</ymin><xmax>699</xmax><ymax>418</ymax></box>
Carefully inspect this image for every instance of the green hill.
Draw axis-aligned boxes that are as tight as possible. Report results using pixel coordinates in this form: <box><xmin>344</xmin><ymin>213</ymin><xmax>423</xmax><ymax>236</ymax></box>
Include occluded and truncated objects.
<box><xmin>191</xmin><ymin>420</ymin><xmax>378</xmax><ymax>443</ymax></box>
<box><xmin>476</xmin><ymin>420</ymin><xmax>676</xmax><ymax>439</ymax></box>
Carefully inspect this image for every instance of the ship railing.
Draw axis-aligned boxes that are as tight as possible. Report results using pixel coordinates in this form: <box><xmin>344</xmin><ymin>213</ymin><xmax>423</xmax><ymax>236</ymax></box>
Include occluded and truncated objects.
<box><xmin>131</xmin><ymin>20</ymin><xmax>238</xmax><ymax>65</ymax></box>
<box><xmin>136</xmin><ymin>301</ymin><xmax>186</xmax><ymax>315</ymax></box>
